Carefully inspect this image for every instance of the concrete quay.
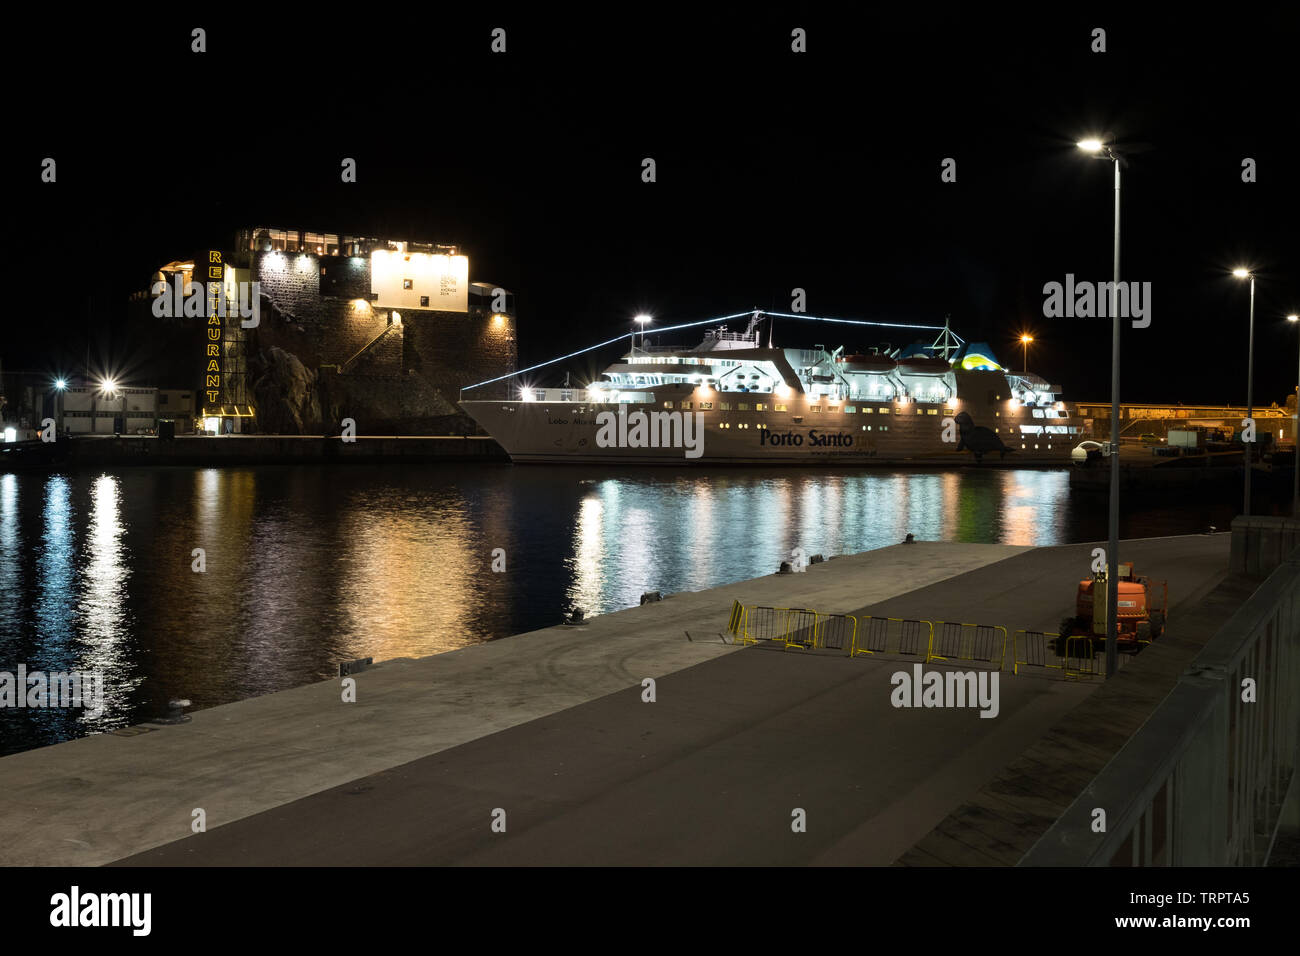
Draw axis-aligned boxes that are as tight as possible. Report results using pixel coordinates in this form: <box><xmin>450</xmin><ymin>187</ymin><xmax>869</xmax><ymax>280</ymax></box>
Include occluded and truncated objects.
<box><xmin>0</xmin><ymin>534</ymin><xmax>1237</xmax><ymax>866</ymax></box>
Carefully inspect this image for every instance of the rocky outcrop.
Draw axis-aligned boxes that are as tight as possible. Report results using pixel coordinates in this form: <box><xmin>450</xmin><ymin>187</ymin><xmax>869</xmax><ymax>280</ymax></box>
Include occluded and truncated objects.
<box><xmin>250</xmin><ymin>346</ymin><xmax>323</xmax><ymax>434</ymax></box>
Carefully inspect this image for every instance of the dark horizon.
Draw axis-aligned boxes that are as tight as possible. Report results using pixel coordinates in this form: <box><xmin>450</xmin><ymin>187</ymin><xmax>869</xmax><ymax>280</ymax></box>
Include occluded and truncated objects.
<box><xmin>8</xmin><ymin>9</ymin><xmax>1299</xmax><ymax>406</ymax></box>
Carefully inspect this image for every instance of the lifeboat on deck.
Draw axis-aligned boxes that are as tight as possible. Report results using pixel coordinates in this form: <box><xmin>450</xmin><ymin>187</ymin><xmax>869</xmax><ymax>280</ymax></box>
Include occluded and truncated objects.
<box><xmin>839</xmin><ymin>354</ymin><xmax>897</xmax><ymax>374</ymax></box>
<box><xmin>896</xmin><ymin>356</ymin><xmax>951</xmax><ymax>376</ymax></box>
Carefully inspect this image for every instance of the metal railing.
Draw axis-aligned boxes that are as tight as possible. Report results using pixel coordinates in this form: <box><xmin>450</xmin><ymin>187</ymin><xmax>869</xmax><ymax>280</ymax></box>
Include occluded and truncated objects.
<box><xmin>1063</xmin><ymin>636</ymin><xmax>1103</xmax><ymax>680</ymax></box>
<box><xmin>1020</xmin><ymin>551</ymin><xmax>1300</xmax><ymax>866</ymax></box>
<box><xmin>850</xmin><ymin>617</ymin><xmax>932</xmax><ymax>658</ymax></box>
<box><xmin>733</xmin><ymin>606</ymin><xmax>818</xmax><ymax>649</ymax></box>
<box><xmin>339</xmin><ymin>323</ymin><xmax>400</xmax><ymax>373</ymax></box>
<box><xmin>927</xmin><ymin>621</ymin><xmax>1008</xmax><ymax>670</ymax></box>
<box><xmin>1013</xmin><ymin>629</ymin><xmax>1064</xmax><ymax>677</ymax></box>
<box><xmin>815</xmin><ymin>614</ymin><xmax>857</xmax><ymax>652</ymax></box>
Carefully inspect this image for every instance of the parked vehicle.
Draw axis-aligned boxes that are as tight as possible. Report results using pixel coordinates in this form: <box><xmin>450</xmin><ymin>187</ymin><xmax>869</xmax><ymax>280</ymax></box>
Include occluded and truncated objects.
<box><xmin>1058</xmin><ymin>562</ymin><xmax>1167</xmax><ymax>655</ymax></box>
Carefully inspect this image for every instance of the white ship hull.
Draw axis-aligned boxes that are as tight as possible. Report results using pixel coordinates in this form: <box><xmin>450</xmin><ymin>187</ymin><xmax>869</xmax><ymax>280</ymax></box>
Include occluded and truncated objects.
<box><xmin>462</xmin><ymin>393</ymin><xmax>1086</xmax><ymax>466</ymax></box>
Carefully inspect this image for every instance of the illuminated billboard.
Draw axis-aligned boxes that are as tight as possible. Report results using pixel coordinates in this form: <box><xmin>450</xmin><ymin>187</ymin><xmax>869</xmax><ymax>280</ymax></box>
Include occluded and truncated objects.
<box><xmin>370</xmin><ymin>250</ymin><xmax>469</xmax><ymax>312</ymax></box>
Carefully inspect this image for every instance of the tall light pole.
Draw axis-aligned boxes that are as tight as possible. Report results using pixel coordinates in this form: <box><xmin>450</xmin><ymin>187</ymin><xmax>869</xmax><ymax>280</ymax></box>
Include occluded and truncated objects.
<box><xmin>53</xmin><ymin>378</ymin><xmax>67</xmax><ymax>437</ymax></box>
<box><xmin>634</xmin><ymin>314</ymin><xmax>651</xmax><ymax>353</ymax></box>
<box><xmin>100</xmin><ymin>378</ymin><xmax>119</xmax><ymax>436</ymax></box>
<box><xmin>1078</xmin><ymin>138</ymin><xmax>1123</xmax><ymax>678</ymax></box>
<box><xmin>1289</xmin><ymin>313</ymin><xmax>1299</xmax><ymax>516</ymax></box>
<box><xmin>1233</xmin><ymin>269</ymin><xmax>1256</xmax><ymax>515</ymax></box>
<box><xmin>1020</xmin><ymin>334</ymin><xmax>1033</xmax><ymax>375</ymax></box>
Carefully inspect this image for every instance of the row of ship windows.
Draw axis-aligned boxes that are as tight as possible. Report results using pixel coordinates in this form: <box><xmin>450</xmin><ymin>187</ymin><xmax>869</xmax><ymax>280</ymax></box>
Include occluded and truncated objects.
<box><xmin>667</xmin><ymin>403</ymin><xmax>1068</xmax><ymax>417</ymax></box>
<box><xmin>505</xmin><ymin>404</ymin><xmax>1081</xmax><ymax>435</ymax></box>
<box><xmin>711</xmin><ymin>425</ymin><xmax>1060</xmax><ymax>444</ymax></box>
<box><xmin>712</xmin><ymin>426</ymin><xmax>1060</xmax><ymax>448</ymax></box>
<box><xmin>716</xmin><ymin>423</ymin><xmax>896</xmax><ymax>431</ymax></box>
<box><xmin>696</xmin><ymin>423</ymin><xmax>1066</xmax><ymax>447</ymax></box>
<box><xmin>672</xmin><ymin>402</ymin><xmax>957</xmax><ymax>415</ymax></box>
<box><xmin>995</xmin><ymin>427</ymin><xmax>1079</xmax><ymax>435</ymax></box>
<box><xmin>648</xmin><ymin>402</ymin><xmax>1071</xmax><ymax>418</ymax></box>
<box><xmin>711</xmin><ymin>423</ymin><xmax>1075</xmax><ymax>435</ymax></box>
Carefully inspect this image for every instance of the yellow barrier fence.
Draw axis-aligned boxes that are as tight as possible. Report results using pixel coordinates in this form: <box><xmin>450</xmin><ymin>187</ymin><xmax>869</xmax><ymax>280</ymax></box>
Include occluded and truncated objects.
<box><xmin>1064</xmin><ymin>635</ymin><xmax>1102</xmax><ymax>680</ymax></box>
<box><xmin>1013</xmin><ymin>629</ymin><xmax>1065</xmax><ymax>677</ymax></box>
<box><xmin>815</xmin><ymin>613</ymin><xmax>857</xmax><ymax>652</ymax></box>
<box><xmin>727</xmin><ymin>603</ymin><xmax>1082</xmax><ymax>679</ymax></box>
<box><xmin>727</xmin><ymin>600</ymin><xmax>744</xmax><ymax>638</ymax></box>
<box><xmin>927</xmin><ymin>621</ymin><xmax>1008</xmax><ymax>671</ymax></box>
<box><xmin>783</xmin><ymin>608</ymin><xmax>818</xmax><ymax>650</ymax></box>
<box><xmin>737</xmin><ymin>605</ymin><xmax>779</xmax><ymax>645</ymax></box>
<box><xmin>737</xmin><ymin>605</ymin><xmax>818</xmax><ymax>649</ymax></box>
<box><xmin>849</xmin><ymin>616</ymin><xmax>933</xmax><ymax>658</ymax></box>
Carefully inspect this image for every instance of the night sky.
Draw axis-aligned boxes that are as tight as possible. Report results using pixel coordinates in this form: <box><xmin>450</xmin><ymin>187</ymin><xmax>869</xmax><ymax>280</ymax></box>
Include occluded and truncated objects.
<box><xmin>9</xmin><ymin>8</ymin><xmax>1299</xmax><ymax>406</ymax></box>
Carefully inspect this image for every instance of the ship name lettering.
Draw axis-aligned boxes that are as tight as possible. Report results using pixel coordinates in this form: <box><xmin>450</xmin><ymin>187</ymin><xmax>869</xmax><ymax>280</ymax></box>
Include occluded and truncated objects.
<box><xmin>808</xmin><ymin>430</ymin><xmax>854</xmax><ymax>447</ymax></box>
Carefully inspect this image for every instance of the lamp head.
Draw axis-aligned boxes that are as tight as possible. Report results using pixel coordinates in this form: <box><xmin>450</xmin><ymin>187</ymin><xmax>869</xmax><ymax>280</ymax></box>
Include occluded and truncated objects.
<box><xmin>1076</xmin><ymin>138</ymin><xmax>1123</xmax><ymax>164</ymax></box>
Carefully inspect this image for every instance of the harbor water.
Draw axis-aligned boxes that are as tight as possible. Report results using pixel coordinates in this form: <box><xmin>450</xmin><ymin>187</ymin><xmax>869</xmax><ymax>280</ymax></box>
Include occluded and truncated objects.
<box><xmin>0</xmin><ymin>464</ymin><xmax>1251</xmax><ymax>755</ymax></box>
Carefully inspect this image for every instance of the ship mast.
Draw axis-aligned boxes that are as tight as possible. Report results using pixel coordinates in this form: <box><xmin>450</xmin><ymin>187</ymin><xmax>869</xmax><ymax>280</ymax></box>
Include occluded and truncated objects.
<box><xmin>931</xmin><ymin>314</ymin><xmax>960</xmax><ymax>362</ymax></box>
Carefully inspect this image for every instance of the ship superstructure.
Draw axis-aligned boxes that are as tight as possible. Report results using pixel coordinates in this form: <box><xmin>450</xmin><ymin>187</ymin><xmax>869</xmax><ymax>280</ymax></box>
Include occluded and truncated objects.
<box><xmin>462</xmin><ymin>312</ymin><xmax>1087</xmax><ymax>464</ymax></box>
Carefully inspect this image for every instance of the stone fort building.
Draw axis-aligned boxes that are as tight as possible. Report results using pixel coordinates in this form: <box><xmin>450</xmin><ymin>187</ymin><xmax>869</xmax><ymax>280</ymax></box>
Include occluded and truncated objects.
<box><xmin>149</xmin><ymin>226</ymin><xmax>517</xmax><ymax>434</ymax></box>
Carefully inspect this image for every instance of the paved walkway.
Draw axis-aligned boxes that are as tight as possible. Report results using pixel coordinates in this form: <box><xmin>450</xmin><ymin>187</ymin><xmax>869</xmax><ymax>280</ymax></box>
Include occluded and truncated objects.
<box><xmin>109</xmin><ymin>535</ymin><xmax>1230</xmax><ymax>866</ymax></box>
<box><xmin>1</xmin><ymin>541</ymin><xmax>1029</xmax><ymax>866</ymax></box>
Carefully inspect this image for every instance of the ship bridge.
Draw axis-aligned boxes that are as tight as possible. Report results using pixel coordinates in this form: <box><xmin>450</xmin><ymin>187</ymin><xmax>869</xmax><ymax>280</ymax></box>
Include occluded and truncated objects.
<box><xmin>610</xmin><ymin>347</ymin><xmax>802</xmax><ymax>395</ymax></box>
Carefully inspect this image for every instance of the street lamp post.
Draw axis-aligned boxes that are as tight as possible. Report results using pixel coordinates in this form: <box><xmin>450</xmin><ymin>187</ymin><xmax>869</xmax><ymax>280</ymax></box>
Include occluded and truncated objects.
<box><xmin>1289</xmin><ymin>314</ymin><xmax>1299</xmax><ymax>515</ymax></box>
<box><xmin>1020</xmin><ymin>334</ymin><xmax>1033</xmax><ymax>375</ymax></box>
<box><xmin>1233</xmin><ymin>270</ymin><xmax>1256</xmax><ymax>516</ymax></box>
<box><xmin>99</xmin><ymin>379</ymin><xmax>118</xmax><ymax>436</ymax></box>
<box><xmin>53</xmin><ymin>379</ymin><xmax>67</xmax><ymax>437</ymax></box>
<box><xmin>634</xmin><ymin>314</ymin><xmax>651</xmax><ymax>352</ymax></box>
<box><xmin>1078</xmin><ymin>138</ymin><xmax>1123</xmax><ymax>678</ymax></box>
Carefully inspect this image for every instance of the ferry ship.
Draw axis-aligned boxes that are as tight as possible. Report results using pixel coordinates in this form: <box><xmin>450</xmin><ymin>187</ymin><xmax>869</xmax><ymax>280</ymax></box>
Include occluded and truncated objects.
<box><xmin>460</xmin><ymin>312</ymin><xmax>1088</xmax><ymax>465</ymax></box>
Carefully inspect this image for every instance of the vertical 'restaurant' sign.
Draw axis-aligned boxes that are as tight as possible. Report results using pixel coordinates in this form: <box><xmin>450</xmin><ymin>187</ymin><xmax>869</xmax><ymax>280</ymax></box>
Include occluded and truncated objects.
<box><xmin>205</xmin><ymin>250</ymin><xmax>223</xmax><ymax>412</ymax></box>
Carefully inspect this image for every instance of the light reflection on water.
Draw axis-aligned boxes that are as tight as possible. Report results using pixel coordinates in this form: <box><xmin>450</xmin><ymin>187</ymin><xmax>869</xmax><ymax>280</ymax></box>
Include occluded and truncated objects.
<box><xmin>0</xmin><ymin>476</ymin><xmax>20</xmax><ymax>638</ymax></box>
<box><xmin>0</xmin><ymin>464</ymin><xmax>1240</xmax><ymax>756</ymax></box>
